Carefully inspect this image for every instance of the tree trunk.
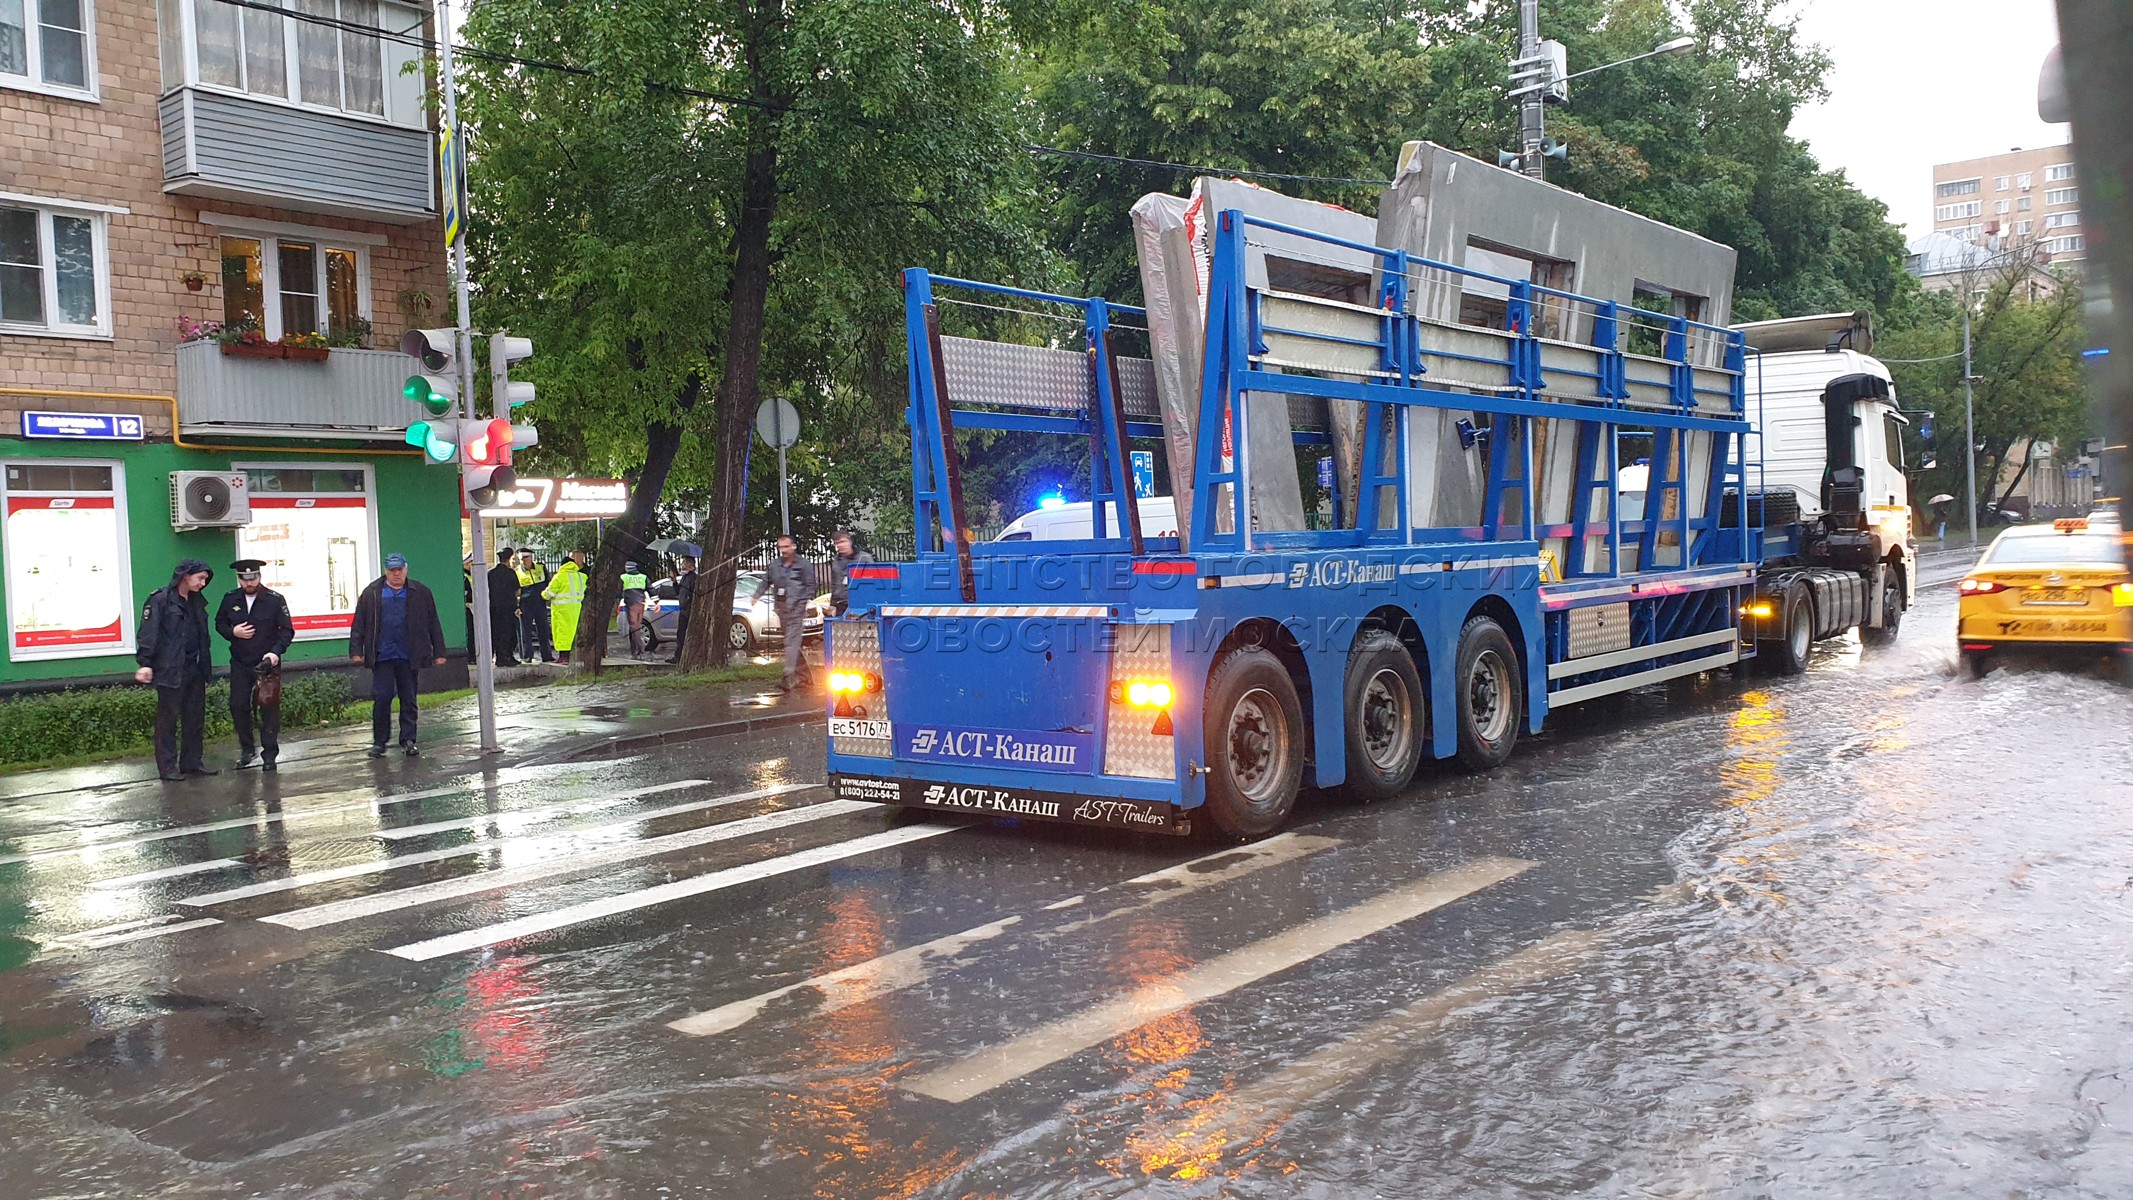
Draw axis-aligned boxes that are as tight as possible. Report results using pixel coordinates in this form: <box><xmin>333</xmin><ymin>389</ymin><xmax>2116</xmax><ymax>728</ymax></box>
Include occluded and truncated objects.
<box><xmin>1994</xmin><ymin>436</ymin><xmax>2037</xmax><ymax>512</ymax></box>
<box><xmin>573</xmin><ymin>392</ymin><xmax>697</xmax><ymax>674</ymax></box>
<box><xmin>682</xmin><ymin>126</ymin><xmax>780</xmax><ymax>671</ymax></box>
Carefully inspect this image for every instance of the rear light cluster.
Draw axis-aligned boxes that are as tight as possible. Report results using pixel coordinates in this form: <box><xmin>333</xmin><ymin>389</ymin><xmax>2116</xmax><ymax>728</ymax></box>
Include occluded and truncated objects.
<box><xmin>1105</xmin><ymin>624</ymin><xmax>1177</xmax><ymax>780</ymax></box>
<box><xmin>2113</xmin><ymin>582</ymin><xmax>2133</xmax><ymax>607</ymax></box>
<box><xmin>1958</xmin><ymin>578</ymin><xmax>2006</xmax><ymax>595</ymax></box>
<box><xmin>828</xmin><ymin>621</ymin><xmax>891</xmax><ymax>759</ymax></box>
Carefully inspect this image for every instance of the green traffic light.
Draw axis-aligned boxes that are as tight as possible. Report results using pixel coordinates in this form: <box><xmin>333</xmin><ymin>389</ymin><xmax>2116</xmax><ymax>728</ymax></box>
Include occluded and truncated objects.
<box><xmin>402</xmin><ymin>374</ymin><xmax>454</xmax><ymax>416</ymax></box>
<box><xmin>404</xmin><ymin>420</ymin><xmax>457</xmax><ymax>463</ymax></box>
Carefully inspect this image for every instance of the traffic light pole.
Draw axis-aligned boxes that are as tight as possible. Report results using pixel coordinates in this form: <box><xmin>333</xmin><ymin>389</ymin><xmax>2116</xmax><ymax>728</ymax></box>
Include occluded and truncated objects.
<box><xmin>436</xmin><ymin>0</ymin><xmax>499</xmax><ymax>753</ymax></box>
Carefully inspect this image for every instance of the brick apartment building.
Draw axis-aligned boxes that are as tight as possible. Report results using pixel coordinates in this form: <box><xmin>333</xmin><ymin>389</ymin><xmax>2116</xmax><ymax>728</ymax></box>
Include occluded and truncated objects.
<box><xmin>1929</xmin><ymin>144</ymin><xmax>2085</xmax><ymax>269</ymax></box>
<box><xmin>0</xmin><ymin>0</ymin><xmax>464</xmax><ymax>689</ymax></box>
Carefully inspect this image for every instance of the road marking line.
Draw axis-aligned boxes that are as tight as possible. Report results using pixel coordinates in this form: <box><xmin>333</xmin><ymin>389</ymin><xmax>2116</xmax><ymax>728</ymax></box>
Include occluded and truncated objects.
<box><xmin>901</xmin><ymin>856</ymin><xmax>1536</xmax><ymax>1103</ymax></box>
<box><xmin>60</xmin><ymin>913</ymin><xmax>184</xmax><ymax>940</ymax></box>
<box><xmin>87</xmin><ymin>857</ymin><xmax>248</xmax><ymax>889</ymax></box>
<box><xmin>180</xmin><ymin>785</ymin><xmax>824</xmax><ymax>909</ymax></box>
<box><xmin>373</xmin><ymin>778</ymin><xmax>738</xmax><ymax>839</ymax></box>
<box><xmin>0</xmin><ymin>782</ymin><xmax>479</xmax><ymax>868</ymax></box>
<box><xmin>259</xmin><ymin>796</ymin><xmax>863</xmax><ymax>931</ymax></box>
<box><xmin>1206</xmin><ymin>928</ymin><xmax>1601</xmax><ymax>1140</ymax></box>
<box><xmin>383</xmin><ymin>821</ymin><xmax>966</xmax><ymax>961</ymax></box>
<box><xmin>667</xmin><ymin>832</ymin><xmax>1340</xmax><ymax>1038</ymax></box>
<box><xmin>69</xmin><ymin>917</ymin><xmax>224</xmax><ymax>949</ymax></box>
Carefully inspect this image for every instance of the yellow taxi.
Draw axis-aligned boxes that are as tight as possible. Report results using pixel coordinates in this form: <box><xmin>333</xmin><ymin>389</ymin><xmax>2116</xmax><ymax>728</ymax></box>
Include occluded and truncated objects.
<box><xmin>1957</xmin><ymin>516</ymin><xmax>2131</xmax><ymax>678</ymax></box>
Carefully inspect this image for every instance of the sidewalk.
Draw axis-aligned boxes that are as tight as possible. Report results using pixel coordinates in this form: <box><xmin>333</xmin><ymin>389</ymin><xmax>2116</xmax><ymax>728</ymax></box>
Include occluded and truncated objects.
<box><xmin>0</xmin><ymin>667</ymin><xmax>824</xmax><ymax>810</ymax></box>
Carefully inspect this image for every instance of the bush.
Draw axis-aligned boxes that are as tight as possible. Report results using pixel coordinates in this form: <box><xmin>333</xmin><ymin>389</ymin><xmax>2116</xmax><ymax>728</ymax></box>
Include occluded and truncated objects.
<box><xmin>0</xmin><ymin>670</ymin><xmax>358</xmax><ymax>767</ymax></box>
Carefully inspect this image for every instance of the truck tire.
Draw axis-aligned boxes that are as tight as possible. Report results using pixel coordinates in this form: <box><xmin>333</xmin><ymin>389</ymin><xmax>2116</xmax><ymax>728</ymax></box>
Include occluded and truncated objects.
<box><xmin>1755</xmin><ymin>490</ymin><xmax>1801</xmax><ymax>527</ymax></box>
<box><xmin>1453</xmin><ymin>615</ymin><xmax>1521</xmax><ymax>772</ymax></box>
<box><xmin>1960</xmin><ymin>648</ymin><xmax>1991</xmax><ymax>680</ymax></box>
<box><xmin>1760</xmin><ymin>583</ymin><xmax>1812</xmax><ymax>676</ymax></box>
<box><xmin>1860</xmin><ymin>566</ymin><xmax>1904</xmax><ymax>646</ymax></box>
<box><xmin>1340</xmin><ymin>630</ymin><xmax>1425</xmax><ymax>803</ymax></box>
<box><xmin>1202</xmin><ymin>647</ymin><xmax>1306</xmax><ymax>839</ymax></box>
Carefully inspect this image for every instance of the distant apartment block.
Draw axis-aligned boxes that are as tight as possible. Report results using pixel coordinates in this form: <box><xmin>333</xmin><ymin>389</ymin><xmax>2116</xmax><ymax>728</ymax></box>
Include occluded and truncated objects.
<box><xmin>1930</xmin><ymin>145</ymin><xmax>2084</xmax><ymax>268</ymax></box>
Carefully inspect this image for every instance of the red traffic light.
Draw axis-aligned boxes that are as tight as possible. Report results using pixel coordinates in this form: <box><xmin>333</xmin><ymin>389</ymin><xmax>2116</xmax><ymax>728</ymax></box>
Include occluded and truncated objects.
<box><xmin>461</xmin><ymin>418</ymin><xmax>513</xmax><ymax>466</ymax></box>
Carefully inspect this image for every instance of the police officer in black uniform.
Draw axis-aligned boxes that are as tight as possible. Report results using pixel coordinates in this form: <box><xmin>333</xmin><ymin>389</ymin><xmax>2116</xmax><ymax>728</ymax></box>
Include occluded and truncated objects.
<box><xmin>216</xmin><ymin>558</ymin><xmax>295</xmax><ymax>771</ymax></box>
<box><xmin>136</xmin><ymin>558</ymin><xmax>216</xmax><ymax>782</ymax></box>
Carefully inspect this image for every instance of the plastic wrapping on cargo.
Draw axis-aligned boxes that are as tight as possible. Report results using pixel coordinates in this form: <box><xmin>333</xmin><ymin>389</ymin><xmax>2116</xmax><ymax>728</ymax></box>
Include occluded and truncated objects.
<box><xmin>1130</xmin><ymin>192</ymin><xmax>1206</xmax><ymax>546</ymax></box>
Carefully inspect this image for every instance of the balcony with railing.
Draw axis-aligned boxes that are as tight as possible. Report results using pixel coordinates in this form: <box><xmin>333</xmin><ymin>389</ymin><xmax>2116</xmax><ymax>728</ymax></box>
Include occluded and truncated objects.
<box><xmin>157</xmin><ymin>0</ymin><xmax>436</xmax><ymax>223</ymax></box>
<box><xmin>175</xmin><ymin>340</ymin><xmax>413</xmax><ymax>441</ymax></box>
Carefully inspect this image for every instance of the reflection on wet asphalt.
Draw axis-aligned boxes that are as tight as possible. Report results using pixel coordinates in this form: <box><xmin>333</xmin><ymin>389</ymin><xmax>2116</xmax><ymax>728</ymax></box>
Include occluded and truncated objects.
<box><xmin>1</xmin><ymin>572</ymin><xmax>2129</xmax><ymax>1198</ymax></box>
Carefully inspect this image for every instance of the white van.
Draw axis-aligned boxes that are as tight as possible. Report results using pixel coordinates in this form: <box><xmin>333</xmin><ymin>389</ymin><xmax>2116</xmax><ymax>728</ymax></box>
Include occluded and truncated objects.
<box><xmin>995</xmin><ymin>496</ymin><xmax>1180</xmax><ymax>542</ymax></box>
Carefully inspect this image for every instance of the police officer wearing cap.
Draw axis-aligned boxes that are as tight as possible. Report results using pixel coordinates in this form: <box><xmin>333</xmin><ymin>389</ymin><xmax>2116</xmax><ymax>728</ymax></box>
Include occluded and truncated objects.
<box><xmin>217</xmin><ymin>558</ymin><xmax>295</xmax><ymax>771</ymax></box>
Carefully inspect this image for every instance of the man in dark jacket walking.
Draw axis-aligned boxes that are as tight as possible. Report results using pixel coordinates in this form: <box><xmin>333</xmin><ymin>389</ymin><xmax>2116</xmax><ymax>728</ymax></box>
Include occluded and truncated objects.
<box><xmin>135</xmin><ymin>559</ymin><xmax>217</xmax><ymax>782</ymax></box>
<box><xmin>348</xmin><ymin>553</ymin><xmax>448</xmax><ymax>757</ymax></box>
<box><xmin>216</xmin><ymin>558</ymin><xmax>295</xmax><ymax>771</ymax></box>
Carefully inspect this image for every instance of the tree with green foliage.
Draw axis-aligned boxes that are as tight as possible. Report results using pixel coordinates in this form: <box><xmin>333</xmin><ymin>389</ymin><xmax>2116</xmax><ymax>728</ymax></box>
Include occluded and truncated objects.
<box><xmin>461</xmin><ymin>0</ymin><xmax>1054</xmax><ymax>670</ymax></box>
<box><xmin>1880</xmin><ymin>263</ymin><xmax>2090</xmax><ymax>523</ymax></box>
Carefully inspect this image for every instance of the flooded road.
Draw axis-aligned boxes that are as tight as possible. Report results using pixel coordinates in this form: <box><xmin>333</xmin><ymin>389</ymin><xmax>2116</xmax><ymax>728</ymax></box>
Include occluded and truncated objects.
<box><xmin>2</xmin><ymin>562</ymin><xmax>2129</xmax><ymax>1198</ymax></box>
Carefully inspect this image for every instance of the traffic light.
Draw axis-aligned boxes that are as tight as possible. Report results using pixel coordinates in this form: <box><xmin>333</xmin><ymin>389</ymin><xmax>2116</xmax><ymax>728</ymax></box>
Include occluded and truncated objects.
<box><xmin>489</xmin><ymin>332</ymin><xmax>535</xmax><ymax>413</ymax></box>
<box><xmin>400</xmin><ymin>327</ymin><xmax>460</xmax><ymax>417</ymax></box>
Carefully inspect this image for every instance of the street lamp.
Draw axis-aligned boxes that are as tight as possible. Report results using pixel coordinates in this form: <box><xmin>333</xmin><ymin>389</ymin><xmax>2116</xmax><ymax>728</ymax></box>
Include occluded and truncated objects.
<box><xmin>1504</xmin><ymin>0</ymin><xmax>1697</xmax><ymax>181</ymax></box>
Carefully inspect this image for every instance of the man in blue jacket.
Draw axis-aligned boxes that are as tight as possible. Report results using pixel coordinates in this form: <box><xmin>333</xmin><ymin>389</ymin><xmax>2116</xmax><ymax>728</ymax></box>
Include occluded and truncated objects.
<box><xmin>348</xmin><ymin>553</ymin><xmax>448</xmax><ymax>757</ymax></box>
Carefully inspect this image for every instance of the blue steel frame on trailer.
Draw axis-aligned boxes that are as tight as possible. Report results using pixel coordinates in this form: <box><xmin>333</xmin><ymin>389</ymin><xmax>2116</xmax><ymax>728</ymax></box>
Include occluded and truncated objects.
<box><xmin>826</xmin><ymin>208</ymin><xmax>1758</xmax><ymax>835</ymax></box>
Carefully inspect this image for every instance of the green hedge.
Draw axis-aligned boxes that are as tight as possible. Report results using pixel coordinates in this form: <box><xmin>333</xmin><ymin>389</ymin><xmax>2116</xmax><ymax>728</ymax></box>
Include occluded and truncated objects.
<box><xmin>0</xmin><ymin>672</ymin><xmax>358</xmax><ymax>766</ymax></box>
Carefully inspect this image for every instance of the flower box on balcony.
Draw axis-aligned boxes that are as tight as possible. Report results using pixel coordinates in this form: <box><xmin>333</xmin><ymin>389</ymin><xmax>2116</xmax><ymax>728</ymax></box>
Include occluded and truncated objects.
<box><xmin>220</xmin><ymin>341</ymin><xmax>284</xmax><ymax>360</ymax></box>
<box><xmin>284</xmin><ymin>346</ymin><xmax>331</xmax><ymax>363</ymax></box>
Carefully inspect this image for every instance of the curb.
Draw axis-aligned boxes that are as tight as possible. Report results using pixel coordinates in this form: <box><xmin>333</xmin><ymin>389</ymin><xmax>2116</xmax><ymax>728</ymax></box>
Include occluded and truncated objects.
<box><xmin>544</xmin><ymin>709</ymin><xmax>826</xmax><ymax>765</ymax></box>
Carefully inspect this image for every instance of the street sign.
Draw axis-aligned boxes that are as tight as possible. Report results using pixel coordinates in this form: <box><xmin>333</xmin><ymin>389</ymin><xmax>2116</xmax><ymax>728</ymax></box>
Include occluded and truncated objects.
<box><xmin>474</xmin><ymin>477</ymin><xmax>629</xmax><ymax>521</ymax></box>
<box><xmin>1317</xmin><ymin>455</ymin><xmax>1334</xmax><ymax>489</ymax></box>
<box><xmin>439</xmin><ymin>120</ymin><xmax>462</xmax><ymax>248</ymax></box>
<box><xmin>755</xmin><ymin>398</ymin><xmax>800</xmax><ymax>449</ymax></box>
<box><xmin>22</xmin><ymin>411</ymin><xmax>144</xmax><ymax>440</ymax></box>
<box><xmin>1131</xmin><ymin>450</ymin><xmax>1155</xmax><ymax>498</ymax></box>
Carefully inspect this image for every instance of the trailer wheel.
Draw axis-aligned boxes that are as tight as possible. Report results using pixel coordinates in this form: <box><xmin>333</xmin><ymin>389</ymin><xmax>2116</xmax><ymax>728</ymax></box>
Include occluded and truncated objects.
<box><xmin>1340</xmin><ymin>630</ymin><xmax>1425</xmax><ymax>803</ymax></box>
<box><xmin>1860</xmin><ymin>568</ymin><xmax>1904</xmax><ymax>646</ymax></box>
<box><xmin>1761</xmin><ymin>584</ymin><xmax>1812</xmax><ymax>676</ymax></box>
<box><xmin>1202</xmin><ymin>647</ymin><xmax>1305</xmax><ymax>839</ymax></box>
<box><xmin>1453</xmin><ymin>615</ymin><xmax>1521</xmax><ymax>772</ymax></box>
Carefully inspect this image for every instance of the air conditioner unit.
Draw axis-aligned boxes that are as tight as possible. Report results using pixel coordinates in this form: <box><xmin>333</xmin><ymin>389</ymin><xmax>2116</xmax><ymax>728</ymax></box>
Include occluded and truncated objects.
<box><xmin>170</xmin><ymin>470</ymin><xmax>252</xmax><ymax>529</ymax></box>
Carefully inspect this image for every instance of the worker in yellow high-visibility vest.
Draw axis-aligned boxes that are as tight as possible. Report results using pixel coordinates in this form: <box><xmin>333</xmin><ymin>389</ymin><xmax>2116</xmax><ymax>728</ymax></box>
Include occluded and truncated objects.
<box><xmin>543</xmin><ymin>549</ymin><xmax>588</xmax><ymax>664</ymax></box>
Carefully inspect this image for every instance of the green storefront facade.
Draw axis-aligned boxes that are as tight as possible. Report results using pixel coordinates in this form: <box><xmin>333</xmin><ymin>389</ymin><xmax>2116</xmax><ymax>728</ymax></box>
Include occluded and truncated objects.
<box><xmin>1</xmin><ymin>435</ymin><xmax>466</xmax><ymax>690</ymax></box>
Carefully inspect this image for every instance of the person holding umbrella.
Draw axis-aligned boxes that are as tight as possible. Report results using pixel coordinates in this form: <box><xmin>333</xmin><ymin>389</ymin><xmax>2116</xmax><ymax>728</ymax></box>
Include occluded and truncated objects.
<box><xmin>1929</xmin><ymin>494</ymin><xmax>1955</xmax><ymax>542</ymax></box>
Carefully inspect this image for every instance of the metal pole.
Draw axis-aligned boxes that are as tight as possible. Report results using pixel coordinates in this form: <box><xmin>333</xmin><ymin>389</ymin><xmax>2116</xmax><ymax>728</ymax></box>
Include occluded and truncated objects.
<box><xmin>777</xmin><ymin>443</ymin><xmax>791</xmax><ymax>536</ymax></box>
<box><xmin>1518</xmin><ymin>0</ymin><xmax>1545</xmax><ymax>180</ymax></box>
<box><xmin>437</xmin><ymin>0</ymin><xmax>498</xmax><ymax>752</ymax></box>
<box><xmin>1963</xmin><ymin>303</ymin><xmax>1979</xmax><ymax>548</ymax></box>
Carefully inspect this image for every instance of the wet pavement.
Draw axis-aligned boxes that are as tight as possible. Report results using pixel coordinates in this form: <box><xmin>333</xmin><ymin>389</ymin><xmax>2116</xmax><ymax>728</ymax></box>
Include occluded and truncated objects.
<box><xmin>2</xmin><ymin>551</ymin><xmax>2129</xmax><ymax>1198</ymax></box>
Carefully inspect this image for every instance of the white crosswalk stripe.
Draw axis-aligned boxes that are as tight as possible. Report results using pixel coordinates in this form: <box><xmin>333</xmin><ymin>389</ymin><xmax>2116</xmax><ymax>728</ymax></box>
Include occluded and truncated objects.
<box><xmin>371</xmin><ymin>778</ymin><xmax>727</xmax><ymax>840</ymax></box>
<box><xmin>667</xmin><ymin>832</ymin><xmax>1339</xmax><ymax>1037</ymax></box>
<box><xmin>901</xmin><ymin>856</ymin><xmax>1538</xmax><ymax>1103</ymax></box>
<box><xmin>178</xmin><ymin>783</ymin><xmax>819</xmax><ymax>909</ymax></box>
<box><xmin>258</xmin><ymin>798</ymin><xmax>873</xmax><ymax>931</ymax></box>
<box><xmin>382</xmin><ymin>821</ymin><xmax>966</xmax><ymax>961</ymax></box>
<box><xmin>87</xmin><ymin>857</ymin><xmax>248</xmax><ymax>890</ymax></box>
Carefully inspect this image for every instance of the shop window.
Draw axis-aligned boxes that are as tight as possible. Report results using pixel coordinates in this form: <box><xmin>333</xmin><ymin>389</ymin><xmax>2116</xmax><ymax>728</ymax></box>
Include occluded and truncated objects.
<box><xmin>3</xmin><ymin>459</ymin><xmax>133</xmax><ymax>659</ymax></box>
<box><xmin>234</xmin><ymin>464</ymin><xmax>374</xmax><ymax>638</ymax></box>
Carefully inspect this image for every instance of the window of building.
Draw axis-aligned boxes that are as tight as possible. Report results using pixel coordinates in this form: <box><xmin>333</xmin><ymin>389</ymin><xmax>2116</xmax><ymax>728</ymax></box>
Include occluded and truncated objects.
<box><xmin>186</xmin><ymin>0</ymin><xmax>387</xmax><ymax>118</ymax></box>
<box><xmin>234</xmin><ymin>464</ymin><xmax>376</xmax><ymax>639</ymax></box>
<box><xmin>1994</xmin><ymin>176</ymin><xmax>2009</xmax><ymax>191</ymax></box>
<box><xmin>1935</xmin><ymin>178</ymin><xmax>1981</xmax><ymax>198</ymax></box>
<box><xmin>0</xmin><ymin>0</ymin><xmax>93</xmax><ymax>95</ymax></box>
<box><xmin>2</xmin><ymin>460</ymin><xmax>133</xmax><ymax>660</ymax></box>
<box><xmin>219</xmin><ymin>231</ymin><xmax>365</xmax><ymax>340</ymax></box>
<box><xmin>2045</xmin><ymin>186</ymin><xmax>2077</xmax><ymax>207</ymax></box>
<box><xmin>2044</xmin><ymin>212</ymin><xmax>2080</xmax><ymax>230</ymax></box>
<box><xmin>2046</xmin><ymin>235</ymin><xmax>2085</xmax><ymax>254</ymax></box>
<box><xmin>1935</xmin><ymin>201</ymin><xmax>1982</xmax><ymax>221</ymax></box>
<box><xmin>2018</xmin><ymin>196</ymin><xmax>2032</xmax><ymax>212</ymax></box>
<box><xmin>1995</xmin><ymin>199</ymin><xmax>2010</xmax><ymax>215</ymax></box>
<box><xmin>2016</xmin><ymin>172</ymin><xmax>2032</xmax><ymax>189</ymax></box>
<box><xmin>2016</xmin><ymin>220</ymin><xmax>2033</xmax><ymax>236</ymax></box>
<box><xmin>1942</xmin><ymin>223</ymin><xmax>1983</xmax><ymax>243</ymax></box>
<box><xmin>2045</xmin><ymin>163</ymin><xmax>2075</xmax><ymax>182</ymax></box>
<box><xmin>0</xmin><ymin>198</ymin><xmax>109</xmax><ymax>337</ymax></box>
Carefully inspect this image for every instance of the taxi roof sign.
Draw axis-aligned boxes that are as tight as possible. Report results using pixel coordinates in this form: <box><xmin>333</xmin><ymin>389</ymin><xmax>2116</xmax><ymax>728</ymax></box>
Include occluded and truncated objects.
<box><xmin>2053</xmin><ymin>517</ymin><xmax>2089</xmax><ymax>532</ymax></box>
